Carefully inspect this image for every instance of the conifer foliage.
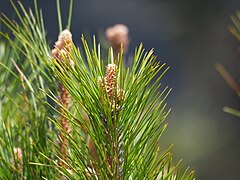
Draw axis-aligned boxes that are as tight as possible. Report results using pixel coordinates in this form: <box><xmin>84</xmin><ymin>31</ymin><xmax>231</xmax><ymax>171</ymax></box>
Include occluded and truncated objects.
<box><xmin>0</xmin><ymin>0</ymin><xmax>195</xmax><ymax>179</ymax></box>
<box><xmin>216</xmin><ymin>11</ymin><xmax>240</xmax><ymax>117</ymax></box>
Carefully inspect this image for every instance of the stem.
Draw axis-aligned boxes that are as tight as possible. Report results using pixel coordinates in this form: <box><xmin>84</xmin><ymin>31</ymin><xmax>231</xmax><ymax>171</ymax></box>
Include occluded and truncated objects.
<box><xmin>67</xmin><ymin>0</ymin><xmax>73</xmax><ymax>30</ymax></box>
<box><xmin>56</xmin><ymin>0</ymin><xmax>62</xmax><ymax>33</ymax></box>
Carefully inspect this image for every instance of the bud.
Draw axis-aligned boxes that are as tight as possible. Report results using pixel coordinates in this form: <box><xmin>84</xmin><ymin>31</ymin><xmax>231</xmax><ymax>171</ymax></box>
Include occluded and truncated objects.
<box><xmin>14</xmin><ymin>147</ymin><xmax>22</xmax><ymax>162</ymax></box>
<box><xmin>52</xmin><ymin>29</ymin><xmax>73</xmax><ymax>64</ymax></box>
<box><xmin>104</xmin><ymin>64</ymin><xmax>117</xmax><ymax>99</ymax></box>
<box><xmin>56</xmin><ymin>29</ymin><xmax>72</xmax><ymax>50</ymax></box>
<box><xmin>105</xmin><ymin>24</ymin><xmax>129</xmax><ymax>54</ymax></box>
<box><xmin>12</xmin><ymin>147</ymin><xmax>23</xmax><ymax>173</ymax></box>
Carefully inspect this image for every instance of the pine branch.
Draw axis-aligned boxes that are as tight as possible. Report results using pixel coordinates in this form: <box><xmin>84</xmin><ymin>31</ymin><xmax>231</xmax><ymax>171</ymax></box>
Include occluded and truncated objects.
<box><xmin>50</xmin><ymin>36</ymin><xmax>195</xmax><ymax>179</ymax></box>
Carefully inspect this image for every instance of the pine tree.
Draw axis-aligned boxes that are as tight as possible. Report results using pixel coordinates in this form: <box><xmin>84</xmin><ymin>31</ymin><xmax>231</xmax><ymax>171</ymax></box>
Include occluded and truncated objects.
<box><xmin>0</xmin><ymin>0</ymin><xmax>195</xmax><ymax>179</ymax></box>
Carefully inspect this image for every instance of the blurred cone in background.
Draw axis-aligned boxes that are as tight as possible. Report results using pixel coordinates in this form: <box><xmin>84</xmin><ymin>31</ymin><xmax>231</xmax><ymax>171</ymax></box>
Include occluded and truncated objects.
<box><xmin>105</xmin><ymin>24</ymin><xmax>129</xmax><ymax>60</ymax></box>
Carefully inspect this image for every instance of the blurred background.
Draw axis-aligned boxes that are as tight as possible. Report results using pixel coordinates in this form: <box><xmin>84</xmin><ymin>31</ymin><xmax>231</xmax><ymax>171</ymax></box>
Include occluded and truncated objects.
<box><xmin>1</xmin><ymin>0</ymin><xmax>240</xmax><ymax>179</ymax></box>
